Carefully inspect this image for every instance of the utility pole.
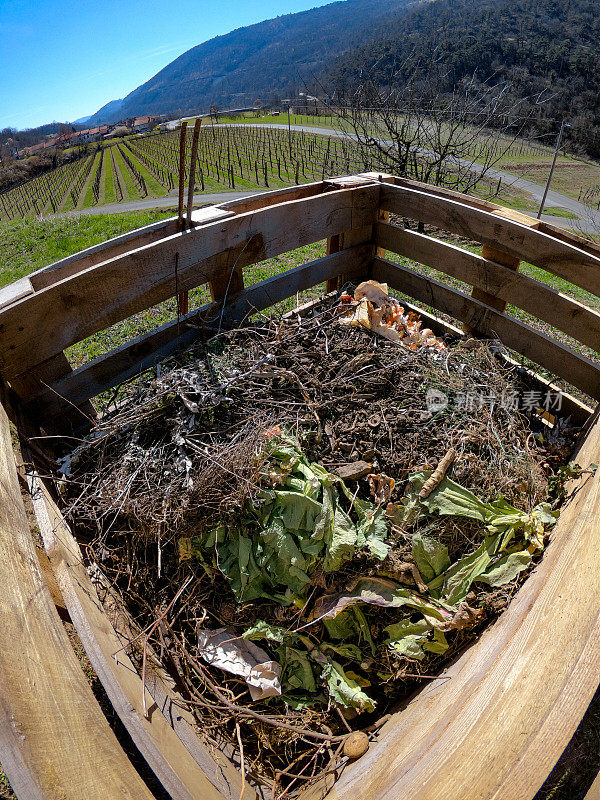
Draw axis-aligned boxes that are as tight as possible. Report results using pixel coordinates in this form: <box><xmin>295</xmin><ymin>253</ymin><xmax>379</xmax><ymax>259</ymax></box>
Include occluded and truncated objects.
<box><xmin>287</xmin><ymin>102</ymin><xmax>292</xmax><ymax>160</ymax></box>
<box><xmin>537</xmin><ymin>121</ymin><xmax>571</xmax><ymax>219</ymax></box>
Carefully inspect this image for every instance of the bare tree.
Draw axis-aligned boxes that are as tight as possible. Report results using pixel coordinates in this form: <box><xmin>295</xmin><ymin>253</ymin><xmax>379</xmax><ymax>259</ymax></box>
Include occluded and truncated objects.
<box><xmin>323</xmin><ymin>59</ymin><xmax>537</xmax><ymax>196</ymax></box>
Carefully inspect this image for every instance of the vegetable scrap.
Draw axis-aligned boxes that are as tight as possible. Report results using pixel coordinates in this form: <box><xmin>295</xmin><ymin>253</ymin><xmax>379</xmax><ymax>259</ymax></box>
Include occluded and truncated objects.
<box><xmin>60</xmin><ymin>290</ymin><xmax>580</xmax><ymax>798</ymax></box>
<box><xmin>340</xmin><ymin>279</ymin><xmax>446</xmax><ymax>351</ymax></box>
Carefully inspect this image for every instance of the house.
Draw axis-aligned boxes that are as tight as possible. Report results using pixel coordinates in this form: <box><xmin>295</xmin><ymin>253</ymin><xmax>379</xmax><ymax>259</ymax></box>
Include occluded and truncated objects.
<box><xmin>129</xmin><ymin>116</ymin><xmax>158</xmax><ymax>132</ymax></box>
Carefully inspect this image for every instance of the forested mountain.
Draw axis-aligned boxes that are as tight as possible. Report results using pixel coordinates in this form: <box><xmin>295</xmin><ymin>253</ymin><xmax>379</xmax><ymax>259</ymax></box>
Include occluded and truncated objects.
<box><xmin>328</xmin><ymin>0</ymin><xmax>600</xmax><ymax>156</ymax></box>
<box><xmin>87</xmin><ymin>0</ymin><xmax>411</xmax><ymax>125</ymax></box>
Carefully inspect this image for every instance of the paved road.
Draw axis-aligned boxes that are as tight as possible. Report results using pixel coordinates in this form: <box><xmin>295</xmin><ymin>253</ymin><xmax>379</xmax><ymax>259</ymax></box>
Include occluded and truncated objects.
<box><xmin>224</xmin><ymin>123</ymin><xmax>600</xmax><ymax>228</ymax></box>
<box><xmin>49</xmin><ymin>122</ymin><xmax>600</xmax><ymax>233</ymax></box>
<box><xmin>50</xmin><ymin>189</ymin><xmax>265</xmax><ymax>218</ymax></box>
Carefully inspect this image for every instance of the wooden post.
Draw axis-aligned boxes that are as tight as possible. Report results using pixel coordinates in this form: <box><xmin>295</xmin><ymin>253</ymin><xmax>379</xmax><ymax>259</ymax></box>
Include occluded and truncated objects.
<box><xmin>464</xmin><ymin>243</ymin><xmax>520</xmax><ymax>334</ymax></box>
<box><xmin>185</xmin><ymin>119</ymin><xmax>202</xmax><ymax>229</ymax></box>
<box><xmin>176</xmin><ymin>121</ymin><xmax>190</xmax><ymax>316</ymax></box>
<box><xmin>176</xmin><ymin>122</ymin><xmax>187</xmax><ymax>231</ymax></box>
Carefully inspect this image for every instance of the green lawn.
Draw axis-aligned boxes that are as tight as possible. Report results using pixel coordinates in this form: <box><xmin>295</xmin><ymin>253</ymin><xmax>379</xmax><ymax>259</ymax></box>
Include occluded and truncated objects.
<box><xmin>0</xmin><ymin>210</ymin><xmax>175</xmax><ymax>286</ymax></box>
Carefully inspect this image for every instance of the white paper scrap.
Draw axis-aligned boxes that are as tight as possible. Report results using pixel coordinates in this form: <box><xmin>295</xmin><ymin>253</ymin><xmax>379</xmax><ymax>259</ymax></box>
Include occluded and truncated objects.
<box><xmin>197</xmin><ymin>627</ymin><xmax>282</xmax><ymax>701</ymax></box>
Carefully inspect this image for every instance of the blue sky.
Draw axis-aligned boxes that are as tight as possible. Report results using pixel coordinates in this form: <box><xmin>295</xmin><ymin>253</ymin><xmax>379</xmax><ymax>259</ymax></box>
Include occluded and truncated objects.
<box><xmin>0</xmin><ymin>0</ymin><xmax>333</xmax><ymax>130</ymax></box>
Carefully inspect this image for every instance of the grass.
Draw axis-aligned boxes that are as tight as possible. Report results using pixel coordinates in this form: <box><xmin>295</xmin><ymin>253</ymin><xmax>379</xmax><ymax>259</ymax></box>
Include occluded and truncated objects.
<box><xmin>112</xmin><ymin>147</ymin><xmax>140</xmax><ymax>201</ymax></box>
<box><xmin>0</xmin><ymin>210</ymin><xmax>175</xmax><ymax>286</ymax></box>
<box><xmin>80</xmin><ymin>151</ymin><xmax>102</xmax><ymax>209</ymax></box>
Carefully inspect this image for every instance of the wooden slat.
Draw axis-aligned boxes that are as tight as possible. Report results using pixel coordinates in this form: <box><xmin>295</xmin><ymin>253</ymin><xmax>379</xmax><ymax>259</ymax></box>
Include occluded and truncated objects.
<box><xmin>25</xmin><ymin>463</ymin><xmax>247</xmax><ymax>800</ymax></box>
<box><xmin>0</xmin><ymin>185</ymin><xmax>379</xmax><ymax>384</ymax></box>
<box><xmin>0</xmin><ymin>402</ymin><xmax>155</xmax><ymax>800</ymax></box>
<box><xmin>0</xmin><ymin>277</ymin><xmax>33</xmax><ymax>309</ymax></box>
<box><xmin>27</xmin><ymin>246</ymin><xmax>371</xmax><ymax>416</ymax></box>
<box><xmin>361</xmin><ymin>171</ymin><xmax>600</xmax><ymax>260</ymax></box>
<box><xmin>10</xmin><ymin>351</ymin><xmax>97</xmax><ymax>435</ymax></box>
<box><xmin>313</xmin><ymin>411</ymin><xmax>600</xmax><ymax>800</ymax></box>
<box><xmin>371</xmin><ymin>256</ymin><xmax>600</xmax><ymax>399</ymax></box>
<box><xmin>470</xmin><ymin>243</ymin><xmax>520</xmax><ymax>329</ymax></box>
<box><xmin>380</xmin><ymin>182</ymin><xmax>600</xmax><ymax>298</ymax></box>
<box><xmin>217</xmin><ymin>179</ymin><xmax>330</xmax><ymax>214</ymax></box>
<box><xmin>376</xmin><ymin>222</ymin><xmax>600</xmax><ymax>353</ymax></box>
<box><xmin>584</xmin><ymin>770</ymin><xmax>600</xmax><ymax>800</ymax></box>
<box><xmin>31</xmin><ymin>218</ymin><xmax>179</xmax><ymax>290</ymax></box>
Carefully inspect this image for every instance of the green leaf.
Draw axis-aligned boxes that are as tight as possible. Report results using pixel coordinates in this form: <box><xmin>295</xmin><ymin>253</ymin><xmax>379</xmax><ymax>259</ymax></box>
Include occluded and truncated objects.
<box><xmin>478</xmin><ymin>550</ymin><xmax>532</xmax><ymax>587</ymax></box>
<box><xmin>357</xmin><ymin>506</ymin><xmax>390</xmax><ymax>560</ymax></box>
<box><xmin>243</xmin><ymin>621</ymin><xmax>287</xmax><ymax>643</ymax></box>
<box><xmin>273</xmin><ymin>491</ymin><xmax>323</xmax><ymax>531</ymax></box>
<box><xmin>281</xmin><ymin>647</ymin><xmax>317</xmax><ymax>693</ymax></box>
<box><xmin>384</xmin><ymin>619</ymin><xmax>448</xmax><ymax>659</ymax></box>
<box><xmin>423</xmin><ymin>627</ymin><xmax>449</xmax><ymax>655</ymax></box>
<box><xmin>320</xmin><ymin>642</ymin><xmax>363</xmax><ymax>660</ymax></box>
<box><xmin>411</xmin><ymin>532</ymin><xmax>450</xmax><ymax>582</ymax></box>
<box><xmin>320</xmin><ymin>658</ymin><xmax>376</xmax><ymax>712</ymax></box>
<box><xmin>429</xmin><ymin>535</ymin><xmax>500</xmax><ymax>605</ymax></box>
<box><xmin>320</xmin><ymin>487</ymin><xmax>358</xmax><ymax>572</ymax></box>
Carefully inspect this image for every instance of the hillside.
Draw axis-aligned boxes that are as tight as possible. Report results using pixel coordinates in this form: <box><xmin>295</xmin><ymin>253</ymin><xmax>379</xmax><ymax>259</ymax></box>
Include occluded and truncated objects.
<box><xmin>87</xmin><ymin>0</ymin><xmax>411</xmax><ymax>124</ymax></box>
<box><xmin>328</xmin><ymin>0</ymin><xmax>600</xmax><ymax>157</ymax></box>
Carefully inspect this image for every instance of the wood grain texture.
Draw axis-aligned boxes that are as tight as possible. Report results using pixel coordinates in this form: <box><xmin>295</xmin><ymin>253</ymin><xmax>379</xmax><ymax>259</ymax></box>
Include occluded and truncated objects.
<box><xmin>0</xmin><ymin>185</ymin><xmax>379</xmax><ymax>384</ymax></box>
<box><xmin>11</xmin><ymin>351</ymin><xmax>97</xmax><ymax>435</ymax></box>
<box><xmin>25</xmin><ymin>464</ymin><xmax>247</xmax><ymax>800</ymax></box>
<box><xmin>26</xmin><ymin>246</ymin><xmax>371</xmax><ymax>416</ymax></box>
<box><xmin>31</xmin><ymin>218</ymin><xmax>179</xmax><ymax>290</ymax></box>
<box><xmin>375</xmin><ymin>222</ymin><xmax>600</xmax><ymax>353</ymax></box>
<box><xmin>371</xmin><ymin>255</ymin><xmax>600</xmax><ymax>399</ymax></box>
<box><xmin>380</xmin><ymin>182</ymin><xmax>600</xmax><ymax>298</ymax></box>
<box><xmin>304</xmin><ymin>412</ymin><xmax>600</xmax><ymax>800</ymax></box>
<box><xmin>0</xmin><ymin>401</ymin><xmax>155</xmax><ymax>800</ymax></box>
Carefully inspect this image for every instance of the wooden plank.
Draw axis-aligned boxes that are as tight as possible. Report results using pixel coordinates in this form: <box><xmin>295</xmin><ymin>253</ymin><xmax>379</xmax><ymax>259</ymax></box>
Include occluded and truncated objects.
<box><xmin>216</xmin><ymin>179</ymin><xmax>330</xmax><ymax>214</ymax></box>
<box><xmin>0</xmin><ymin>277</ymin><xmax>33</xmax><ymax>309</ymax></box>
<box><xmin>371</xmin><ymin>255</ymin><xmax>600</xmax><ymax>399</ymax></box>
<box><xmin>0</xmin><ymin>401</ymin><xmax>155</xmax><ymax>800</ymax></box>
<box><xmin>0</xmin><ymin>185</ymin><xmax>379</xmax><ymax>384</ymax></box>
<box><xmin>380</xmin><ymin>182</ymin><xmax>600</xmax><ymax>298</ymax></box>
<box><xmin>314</xmin><ymin>411</ymin><xmax>600</xmax><ymax>800</ymax></box>
<box><xmin>30</xmin><ymin>209</ymin><xmax>233</xmax><ymax>293</ymax></box>
<box><xmin>30</xmin><ymin>218</ymin><xmax>179</xmax><ymax>290</ymax></box>
<box><xmin>10</xmin><ymin>351</ymin><xmax>97</xmax><ymax>436</ymax></box>
<box><xmin>471</xmin><ymin>243</ymin><xmax>520</xmax><ymax>321</ymax></box>
<box><xmin>325</xmin><ymin>233</ymin><xmax>341</xmax><ymax>293</ymax></box>
<box><xmin>361</xmin><ymin>171</ymin><xmax>600</xmax><ymax>262</ymax></box>
<box><xmin>25</xmin><ymin>462</ymin><xmax>249</xmax><ymax>800</ymax></box>
<box><xmin>190</xmin><ymin>206</ymin><xmax>234</xmax><ymax>226</ymax></box>
<box><xmin>584</xmin><ymin>770</ymin><xmax>600</xmax><ymax>800</ymax></box>
<box><xmin>375</xmin><ymin>222</ymin><xmax>600</xmax><ymax>353</ymax></box>
<box><xmin>27</xmin><ymin>246</ymin><xmax>371</xmax><ymax>416</ymax></box>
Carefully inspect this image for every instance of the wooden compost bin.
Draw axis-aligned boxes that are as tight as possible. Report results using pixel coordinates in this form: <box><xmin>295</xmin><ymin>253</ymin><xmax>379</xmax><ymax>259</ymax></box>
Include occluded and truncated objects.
<box><xmin>1</xmin><ymin>173</ymin><xmax>600</xmax><ymax>800</ymax></box>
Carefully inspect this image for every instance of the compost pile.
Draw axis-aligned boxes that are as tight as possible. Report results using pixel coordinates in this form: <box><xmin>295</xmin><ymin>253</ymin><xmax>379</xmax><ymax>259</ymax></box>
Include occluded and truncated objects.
<box><xmin>61</xmin><ymin>284</ymin><xmax>575</xmax><ymax>798</ymax></box>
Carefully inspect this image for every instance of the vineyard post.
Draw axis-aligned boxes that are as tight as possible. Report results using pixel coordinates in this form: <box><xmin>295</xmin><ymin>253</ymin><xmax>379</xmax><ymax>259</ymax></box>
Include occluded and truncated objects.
<box><xmin>185</xmin><ymin>118</ymin><xmax>202</xmax><ymax>228</ymax></box>
<box><xmin>177</xmin><ymin>122</ymin><xmax>188</xmax><ymax>232</ymax></box>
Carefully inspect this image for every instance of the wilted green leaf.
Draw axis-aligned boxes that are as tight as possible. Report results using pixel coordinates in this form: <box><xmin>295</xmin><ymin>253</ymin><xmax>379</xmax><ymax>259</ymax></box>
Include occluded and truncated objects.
<box><xmin>411</xmin><ymin>532</ymin><xmax>450</xmax><ymax>582</ymax></box>
<box><xmin>429</xmin><ymin>535</ymin><xmax>500</xmax><ymax>605</ymax></box>
<box><xmin>281</xmin><ymin>647</ymin><xmax>317</xmax><ymax>693</ymax></box>
<box><xmin>243</xmin><ymin>621</ymin><xmax>287</xmax><ymax>643</ymax></box>
<box><xmin>319</xmin><ymin>658</ymin><xmax>376</xmax><ymax>712</ymax></box>
<box><xmin>478</xmin><ymin>550</ymin><xmax>532</xmax><ymax>587</ymax></box>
